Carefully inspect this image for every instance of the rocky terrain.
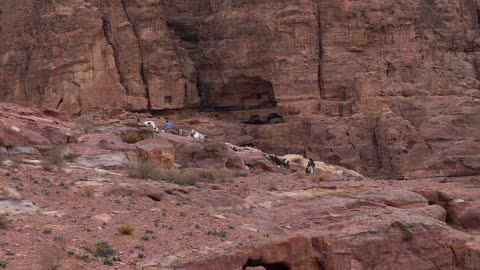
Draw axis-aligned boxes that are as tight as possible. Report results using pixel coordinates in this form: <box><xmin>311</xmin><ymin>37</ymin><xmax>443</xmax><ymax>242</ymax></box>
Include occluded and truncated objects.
<box><xmin>0</xmin><ymin>0</ymin><xmax>480</xmax><ymax>268</ymax></box>
<box><xmin>0</xmin><ymin>0</ymin><xmax>479</xmax><ymax>178</ymax></box>
<box><xmin>0</xmin><ymin>103</ymin><xmax>480</xmax><ymax>269</ymax></box>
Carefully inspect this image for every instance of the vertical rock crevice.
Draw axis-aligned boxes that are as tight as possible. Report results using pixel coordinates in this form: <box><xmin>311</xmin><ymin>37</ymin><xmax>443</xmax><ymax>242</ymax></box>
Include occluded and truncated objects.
<box><xmin>316</xmin><ymin>0</ymin><xmax>325</xmax><ymax>99</ymax></box>
<box><xmin>20</xmin><ymin>47</ymin><xmax>33</xmax><ymax>106</ymax></box>
<box><xmin>120</xmin><ymin>0</ymin><xmax>151</xmax><ymax>109</ymax></box>
<box><xmin>101</xmin><ymin>16</ymin><xmax>129</xmax><ymax>95</ymax></box>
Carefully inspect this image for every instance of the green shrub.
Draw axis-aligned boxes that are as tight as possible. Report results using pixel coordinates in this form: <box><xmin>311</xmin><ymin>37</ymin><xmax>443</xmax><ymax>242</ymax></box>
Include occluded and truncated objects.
<box><xmin>95</xmin><ymin>242</ymin><xmax>114</xmax><ymax>258</ymax></box>
<box><xmin>121</xmin><ymin>132</ymin><xmax>144</xmax><ymax>144</ymax></box>
<box><xmin>207</xmin><ymin>230</ymin><xmax>227</xmax><ymax>238</ymax></box>
<box><xmin>233</xmin><ymin>171</ymin><xmax>248</xmax><ymax>177</ymax></box>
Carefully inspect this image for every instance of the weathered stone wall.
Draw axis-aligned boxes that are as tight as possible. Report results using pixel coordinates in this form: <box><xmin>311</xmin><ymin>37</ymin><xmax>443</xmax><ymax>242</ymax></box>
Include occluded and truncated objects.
<box><xmin>0</xmin><ymin>0</ymin><xmax>479</xmax><ymax>178</ymax></box>
<box><xmin>0</xmin><ymin>0</ymin><xmax>200</xmax><ymax>114</ymax></box>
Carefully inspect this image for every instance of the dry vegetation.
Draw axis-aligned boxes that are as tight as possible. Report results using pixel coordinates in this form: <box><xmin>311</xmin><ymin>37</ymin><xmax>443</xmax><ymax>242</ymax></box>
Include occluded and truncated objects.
<box><xmin>128</xmin><ymin>160</ymin><xmax>231</xmax><ymax>186</ymax></box>
<box><xmin>0</xmin><ymin>215</ymin><xmax>8</xmax><ymax>230</ymax></box>
<box><xmin>41</xmin><ymin>147</ymin><xmax>64</xmax><ymax>172</ymax></box>
<box><xmin>117</xmin><ymin>224</ymin><xmax>134</xmax><ymax>235</ymax></box>
<box><xmin>74</xmin><ymin>114</ymin><xmax>95</xmax><ymax>133</ymax></box>
<box><xmin>82</xmin><ymin>186</ymin><xmax>95</xmax><ymax>197</ymax></box>
<box><xmin>278</xmin><ymin>167</ymin><xmax>291</xmax><ymax>175</ymax></box>
<box><xmin>39</xmin><ymin>246</ymin><xmax>64</xmax><ymax>270</ymax></box>
<box><xmin>310</xmin><ymin>174</ymin><xmax>326</xmax><ymax>182</ymax></box>
<box><xmin>295</xmin><ymin>171</ymin><xmax>306</xmax><ymax>178</ymax></box>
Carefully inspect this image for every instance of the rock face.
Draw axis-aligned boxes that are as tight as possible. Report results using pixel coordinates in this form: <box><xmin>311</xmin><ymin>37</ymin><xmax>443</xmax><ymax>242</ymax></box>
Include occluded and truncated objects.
<box><xmin>0</xmin><ymin>0</ymin><xmax>200</xmax><ymax>114</ymax></box>
<box><xmin>1</xmin><ymin>0</ymin><xmax>480</xmax><ymax>178</ymax></box>
<box><xmin>163</xmin><ymin>183</ymin><xmax>480</xmax><ymax>270</ymax></box>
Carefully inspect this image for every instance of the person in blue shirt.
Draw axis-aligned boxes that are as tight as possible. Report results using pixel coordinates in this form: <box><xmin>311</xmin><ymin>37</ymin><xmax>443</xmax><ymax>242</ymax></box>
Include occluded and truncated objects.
<box><xmin>164</xmin><ymin>120</ymin><xmax>172</xmax><ymax>131</ymax></box>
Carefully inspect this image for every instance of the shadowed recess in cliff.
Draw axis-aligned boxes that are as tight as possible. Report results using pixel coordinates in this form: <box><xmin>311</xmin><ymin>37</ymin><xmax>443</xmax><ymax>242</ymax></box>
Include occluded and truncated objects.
<box><xmin>243</xmin><ymin>259</ymin><xmax>290</xmax><ymax>270</ymax></box>
<box><xmin>213</xmin><ymin>77</ymin><xmax>276</xmax><ymax>108</ymax></box>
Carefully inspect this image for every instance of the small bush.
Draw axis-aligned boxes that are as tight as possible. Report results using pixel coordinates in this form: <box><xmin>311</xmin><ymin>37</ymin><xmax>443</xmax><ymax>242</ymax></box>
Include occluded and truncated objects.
<box><xmin>155</xmin><ymin>169</ymin><xmax>181</xmax><ymax>182</ymax></box>
<box><xmin>268</xmin><ymin>181</ymin><xmax>277</xmax><ymax>191</ymax></box>
<box><xmin>0</xmin><ymin>215</ymin><xmax>7</xmax><ymax>230</ymax></box>
<box><xmin>128</xmin><ymin>160</ymin><xmax>158</xmax><ymax>179</ymax></box>
<box><xmin>278</xmin><ymin>167</ymin><xmax>290</xmax><ymax>175</ymax></box>
<box><xmin>310</xmin><ymin>175</ymin><xmax>326</xmax><ymax>182</ymax></box>
<box><xmin>207</xmin><ymin>230</ymin><xmax>227</xmax><ymax>238</ymax></box>
<box><xmin>233</xmin><ymin>171</ymin><xmax>248</xmax><ymax>177</ymax></box>
<box><xmin>83</xmin><ymin>186</ymin><xmax>95</xmax><ymax>197</ymax></box>
<box><xmin>209</xmin><ymin>168</ymin><xmax>231</xmax><ymax>181</ymax></box>
<box><xmin>39</xmin><ymin>246</ymin><xmax>64</xmax><ymax>270</ymax></box>
<box><xmin>117</xmin><ymin>224</ymin><xmax>134</xmax><ymax>235</ymax></box>
<box><xmin>196</xmin><ymin>169</ymin><xmax>215</xmax><ymax>182</ymax></box>
<box><xmin>0</xmin><ymin>261</ymin><xmax>7</xmax><ymax>268</ymax></box>
<box><xmin>175</xmin><ymin>171</ymin><xmax>199</xmax><ymax>186</ymax></box>
<box><xmin>75</xmin><ymin>114</ymin><xmax>93</xmax><ymax>126</ymax></box>
<box><xmin>129</xmin><ymin>162</ymin><xmax>233</xmax><ymax>187</ymax></box>
<box><xmin>295</xmin><ymin>171</ymin><xmax>306</xmax><ymax>178</ymax></box>
<box><xmin>95</xmin><ymin>242</ymin><xmax>114</xmax><ymax>258</ymax></box>
<box><xmin>42</xmin><ymin>147</ymin><xmax>64</xmax><ymax>171</ymax></box>
<box><xmin>121</xmin><ymin>132</ymin><xmax>144</xmax><ymax>144</ymax></box>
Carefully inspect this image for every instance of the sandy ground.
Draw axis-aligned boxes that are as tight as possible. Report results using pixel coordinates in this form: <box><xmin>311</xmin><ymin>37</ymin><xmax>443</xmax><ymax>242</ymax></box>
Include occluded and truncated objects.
<box><xmin>1</xmin><ymin>162</ymin><xmax>479</xmax><ymax>269</ymax></box>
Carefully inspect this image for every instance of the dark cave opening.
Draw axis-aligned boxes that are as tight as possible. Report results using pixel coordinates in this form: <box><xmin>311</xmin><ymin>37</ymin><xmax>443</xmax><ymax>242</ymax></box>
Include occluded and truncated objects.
<box><xmin>243</xmin><ymin>258</ymin><xmax>290</xmax><ymax>270</ymax></box>
<box><xmin>214</xmin><ymin>77</ymin><xmax>276</xmax><ymax>108</ymax></box>
<box><xmin>477</xmin><ymin>9</ymin><xmax>480</xmax><ymax>25</ymax></box>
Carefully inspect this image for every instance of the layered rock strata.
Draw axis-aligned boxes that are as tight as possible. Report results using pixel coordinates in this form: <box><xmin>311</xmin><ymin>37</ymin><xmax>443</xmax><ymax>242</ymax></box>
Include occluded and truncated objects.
<box><xmin>1</xmin><ymin>0</ymin><xmax>479</xmax><ymax>178</ymax></box>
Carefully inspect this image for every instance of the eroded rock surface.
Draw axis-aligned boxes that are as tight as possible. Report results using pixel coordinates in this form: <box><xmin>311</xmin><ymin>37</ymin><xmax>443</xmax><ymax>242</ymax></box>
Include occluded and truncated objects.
<box><xmin>1</xmin><ymin>0</ymin><xmax>479</xmax><ymax>178</ymax></box>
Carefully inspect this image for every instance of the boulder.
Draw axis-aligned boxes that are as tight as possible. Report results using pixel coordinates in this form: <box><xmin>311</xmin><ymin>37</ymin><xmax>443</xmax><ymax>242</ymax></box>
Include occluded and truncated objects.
<box><xmin>69</xmin><ymin>144</ymin><xmax>130</xmax><ymax>168</ymax></box>
<box><xmin>41</xmin><ymin>127</ymin><xmax>71</xmax><ymax>145</ymax></box>
<box><xmin>237</xmin><ymin>152</ymin><xmax>276</xmax><ymax>172</ymax></box>
<box><xmin>135</xmin><ymin>139</ymin><xmax>175</xmax><ymax>169</ymax></box>
<box><xmin>411</xmin><ymin>205</ymin><xmax>447</xmax><ymax>222</ymax></box>
<box><xmin>226</xmin><ymin>149</ymin><xmax>249</xmax><ymax>171</ymax></box>
<box><xmin>8</xmin><ymin>146</ymin><xmax>40</xmax><ymax>155</ymax></box>
<box><xmin>79</xmin><ymin>134</ymin><xmax>136</xmax><ymax>151</ymax></box>
<box><xmin>0</xmin><ymin>185</ymin><xmax>22</xmax><ymax>200</ymax></box>
<box><xmin>354</xmin><ymin>190</ymin><xmax>428</xmax><ymax>208</ymax></box>
<box><xmin>459</xmin><ymin>204</ymin><xmax>480</xmax><ymax>230</ymax></box>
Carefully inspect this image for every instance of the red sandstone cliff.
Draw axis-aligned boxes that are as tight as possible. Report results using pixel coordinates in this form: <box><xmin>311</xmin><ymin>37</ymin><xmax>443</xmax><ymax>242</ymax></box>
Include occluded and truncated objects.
<box><xmin>0</xmin><ymin>0</ymin><xmax>479</xmax><ymax>178</ymax></box>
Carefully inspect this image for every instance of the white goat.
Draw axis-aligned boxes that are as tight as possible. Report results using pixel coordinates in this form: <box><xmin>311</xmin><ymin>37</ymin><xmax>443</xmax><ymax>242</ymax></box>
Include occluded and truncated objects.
<box><xmin>144</xmin><ymin>121</ymin><xmax>159</xmax><ymax>132</ymax></box>
<box><xmin>191</xmin><ymin>129</ymin><xmax>206</xmax><ymax>140</ymax></box>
